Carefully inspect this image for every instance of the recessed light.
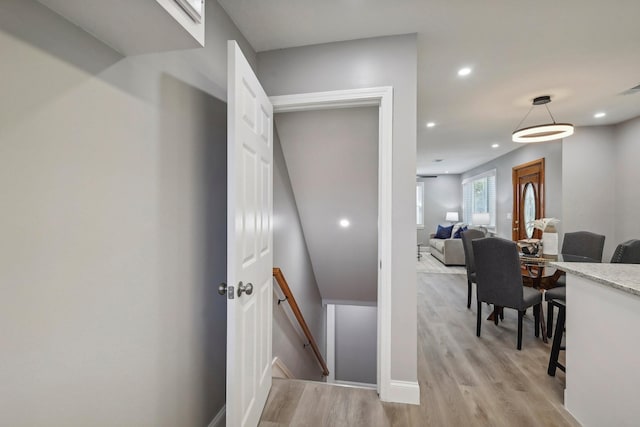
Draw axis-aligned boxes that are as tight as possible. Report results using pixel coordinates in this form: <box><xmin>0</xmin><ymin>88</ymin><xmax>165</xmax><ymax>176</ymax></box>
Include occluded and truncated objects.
<box><xmin>433</xmin><ymin>159</ymin><xmax>443</xmax><ymax>163</ymax></box>
<box><xmin>457</xmin><ymin>67</ymin><xmax>472</xmax><ymax>77</ymax></box>
<box><xmin>445</xmin><ymin>171</ymin><xmax>449</xmax><ymax>174</ymax></box>
<box><xmin>339</xmin><ymin>218</ymin><xmax>350</xmax><ymax>228</ymax></box>
<box><xmin>491</xmin><ymin>143</ymin><xmax>499</xmax><ymax>148</ymax></box>
<box><xmin>594</xmin><ymin>112</ymin><xmax>606</xmax><ymax>118</ymax></box>
<box><xmin>427</xmin><ymin>122</ymin><xmax>436</xmax><ymax>128</ymax></box>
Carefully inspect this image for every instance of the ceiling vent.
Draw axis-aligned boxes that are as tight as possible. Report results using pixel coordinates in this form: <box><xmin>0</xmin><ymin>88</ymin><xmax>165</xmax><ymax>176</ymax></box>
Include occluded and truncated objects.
<box><xmin>621</xmin><ymin>83</ymin><xmax>640</xmax><ymax>96</ymax></box>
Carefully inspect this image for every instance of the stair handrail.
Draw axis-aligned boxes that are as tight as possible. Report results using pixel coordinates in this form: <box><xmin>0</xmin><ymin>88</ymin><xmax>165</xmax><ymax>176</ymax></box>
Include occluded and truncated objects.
<box><xmin>272</xmin><ymin>267</ymin><xmax>329</xmax><ymax>376</ymax></box>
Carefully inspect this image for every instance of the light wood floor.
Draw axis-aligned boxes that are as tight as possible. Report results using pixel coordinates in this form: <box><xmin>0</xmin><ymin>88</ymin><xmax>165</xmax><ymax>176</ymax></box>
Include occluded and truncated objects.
<box><xmin>259</xmin><ymin>272</ymin><xmax>579</xmax><ymax>426</ymax></box>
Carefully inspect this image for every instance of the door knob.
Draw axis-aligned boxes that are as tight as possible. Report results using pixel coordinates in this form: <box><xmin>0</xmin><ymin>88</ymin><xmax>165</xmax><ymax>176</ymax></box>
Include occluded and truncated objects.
<box><xmin>237</xmin><ymin>281</ymin><xmax>254</xmax><ymax>297</ymax></box>
<box><xmin>218</xmin><ymin>282</ymin><xmax>227</xmax><ymax>296</ymax></box>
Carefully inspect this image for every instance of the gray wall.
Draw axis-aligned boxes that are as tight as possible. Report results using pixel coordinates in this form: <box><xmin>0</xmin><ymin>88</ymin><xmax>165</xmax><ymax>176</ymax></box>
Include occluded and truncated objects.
<box><xmin>460</xmin><ymin>117</ymin><xmax>640</xmax><ymax>262</ymax></box>
<box><xmin>462</xmin><ymin>140</ymin><xmax>563</xmax><ymax>240</ymax></box>
<box><xmin>335</xmin><ymin>305</ymin><xmax>377</xmax><ymax>384</ymax></box>
<box><xmin>273</xmin><ymin>129</ymin><xmax>326</xmax><ymax>380</ymax></box>
<box><xmin>563</xmin><ymin>126</ymin><xmax>617</xmax><ymax>260</ymax></box>
<box><xmin>417</xmin><ymin>175</ymin><xmax>462</xmax><ymax>244</ymax></box>
<box><xmin>614</xmin><ymin>116</ymin><xmax>640</xmax><ymax>247</ymax></box>
<box><xmin>0</xmin><ymin>1</ymin><xmax>253</xmax><ymax>425</ymax></box>
<box><xmin>257</xmin><ymin>34</ymin><xmax>418</xmax><ymax>382</ymax></box>
<box><xmin>563</xmin><ymin>118</ymin><xmax>640</xmax><ymax>261</ymax></box>
<box><xmin>275</xmin><ymin>108</ymin><xmax>378</xmax><ymax>303</ymax></box>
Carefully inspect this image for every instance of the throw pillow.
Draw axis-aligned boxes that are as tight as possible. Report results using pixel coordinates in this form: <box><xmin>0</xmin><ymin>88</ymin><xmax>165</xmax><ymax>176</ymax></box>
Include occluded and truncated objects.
<box><xmin>454</xmin><ymin>225</ymin><xmax>468</xmax><ymax>238</ymax></box>
<box><xmin>435</xmin><ymin>224</ymin><xmax>453</xmax><ymax>239</ymax></box>
<box><xmin>450</xmin><ymin>222</ymin><xmax>465</xmax><ymax>239</ymax></box>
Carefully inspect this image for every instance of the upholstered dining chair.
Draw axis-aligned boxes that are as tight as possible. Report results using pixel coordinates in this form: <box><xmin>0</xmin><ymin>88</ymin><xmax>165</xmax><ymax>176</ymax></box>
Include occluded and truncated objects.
<box><xmin>473</xmin><ymin>237</ymin><xmax>543</xmax><ymax>350</ymax></box>
<box><xmin>461</xmin><ymin>229</ymin><xmax>485</xmax><ymax>309</ymax></box>
<box><xmin>560</xmin><ymin>231</ymin><xmax>606</xmax><ymax>262</ymax></box>
<box><xmin>610</xmin><ymin>239</ymin><xmax>640</xmax><ymax>264</ymax></box>
<box><xmin>546</xmin><ymin>231</ymin><xmax>606</xmax><ymax>337</ymax></box>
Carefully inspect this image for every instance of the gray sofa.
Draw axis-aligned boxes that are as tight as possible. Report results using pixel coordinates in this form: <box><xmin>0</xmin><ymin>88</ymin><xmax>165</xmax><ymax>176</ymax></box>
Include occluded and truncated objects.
<box><xmin>429</xmin><ymin>227</ymin><xmax>488</xmax><ymax>265</ymax></box>
<box><xmin>429</xmin><ymin>233</ymin><xmax>465</xmax><ymax>266</ymax></box>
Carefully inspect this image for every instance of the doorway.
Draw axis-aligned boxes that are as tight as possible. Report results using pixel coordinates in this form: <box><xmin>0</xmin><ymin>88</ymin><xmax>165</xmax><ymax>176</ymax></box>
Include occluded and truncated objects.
<box><xmin>512</xmin><ymin>158</ymin><xmax>545</xmax><ymax>241</ymax></box>
<box><xmin>270</xmin><ymin>87</ymin><xmax>396</xmax><ymax>401</ymax></box>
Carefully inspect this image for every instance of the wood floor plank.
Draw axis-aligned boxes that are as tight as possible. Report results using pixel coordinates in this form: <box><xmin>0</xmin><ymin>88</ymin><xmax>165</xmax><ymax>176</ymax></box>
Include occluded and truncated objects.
<box><xmin>260</xmin><ymin>269</ymin><xmax>580</xmax><ymax>426</ymax></box>
<box><xmin>260</xmin><ymin>379</ymin><xmax>306</xmax><ymax>423</ymax></box>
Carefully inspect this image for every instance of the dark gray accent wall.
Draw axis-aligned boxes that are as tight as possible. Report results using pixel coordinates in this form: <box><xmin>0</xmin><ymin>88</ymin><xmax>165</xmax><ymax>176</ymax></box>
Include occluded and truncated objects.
<box><xmin>461</xmin><ymin>140</ymin><xmax>563</xmax><ymax>240</ymax></box>
<box><xmin>0</xmin><ymin>1</ymin><xmax>252</xmax><ymax>425</ymax></box>
<box><xmin>273</xmin><ymin>129</ymin><xmax>326</xmax><ymax>380</ymax></box>
<box><xmin>417</xmin><ymin>175</ymin><xmax>462</xmax><ymax>244</ymax></box>
<box><xmin>258</xmin><ymin>34</ymin><xmax>419</xmax><ymax>383</ymax></box>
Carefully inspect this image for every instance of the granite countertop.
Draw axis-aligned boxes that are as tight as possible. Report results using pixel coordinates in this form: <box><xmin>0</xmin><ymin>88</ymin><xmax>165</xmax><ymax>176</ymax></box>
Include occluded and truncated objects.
<box><xmin>550</xmin><ymin>262</ymin><xmax>640</xmax><ymax>297</ymax></box>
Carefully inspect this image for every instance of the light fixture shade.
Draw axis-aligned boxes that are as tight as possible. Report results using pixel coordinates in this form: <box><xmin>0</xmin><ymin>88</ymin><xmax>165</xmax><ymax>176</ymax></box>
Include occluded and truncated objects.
<box><xmin>512</xmin><ymin>123</ymin><xmax>574</xmax><ymax>143</ymax></box>
<box><xmin>472</xmin><ymin>212</ymin><xmax>491</xmax><ymax>226</ymax></box>
<box><xmin>512</xmin><ymin>95</ymin><xmax>574</xmax><ymax>143</ymax></box>
<box><xmin>445</xmin><ymin>211</ymin><xmax>459</xmax><ymax>222</ymax></box>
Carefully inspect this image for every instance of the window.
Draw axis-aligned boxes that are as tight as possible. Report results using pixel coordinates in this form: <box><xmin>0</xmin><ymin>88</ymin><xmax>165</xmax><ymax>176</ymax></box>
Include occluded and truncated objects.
<box><xmin>416</xmin><ymin>181</ymin><xmax>425</xmax><ymax>229</ymax></box>
<box><xmin>462</xmin><ymin>170</ymin><xmax>497</xmax><ymax>229</ymax></box>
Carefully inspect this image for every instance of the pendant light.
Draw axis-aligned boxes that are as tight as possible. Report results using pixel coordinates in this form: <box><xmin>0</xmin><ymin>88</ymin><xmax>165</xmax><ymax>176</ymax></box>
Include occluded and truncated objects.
<box><xmin>512</xmin><ymin>95</ymin><xmax>574</xmax><ymax>143</ymax></box>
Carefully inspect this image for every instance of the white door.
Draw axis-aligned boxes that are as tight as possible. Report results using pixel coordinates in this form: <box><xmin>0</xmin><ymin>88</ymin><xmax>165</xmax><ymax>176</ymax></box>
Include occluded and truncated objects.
<box><xmin>226</xmin><ymin>40</ymin><xmax>273</xmax><ymax>427</ymax></box>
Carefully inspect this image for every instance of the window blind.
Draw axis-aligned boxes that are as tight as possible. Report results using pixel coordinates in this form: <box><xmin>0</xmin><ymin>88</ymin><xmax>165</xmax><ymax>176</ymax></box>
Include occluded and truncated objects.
<box><xmin>462</xmin><ymin>170</ymin><xmax>497</xmax><ymax>228</ymax></box>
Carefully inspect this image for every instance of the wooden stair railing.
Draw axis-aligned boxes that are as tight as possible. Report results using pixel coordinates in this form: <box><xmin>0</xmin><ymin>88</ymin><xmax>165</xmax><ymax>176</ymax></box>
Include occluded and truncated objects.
<box><xmin>273</xmin><ymin>267</ymin><xmax>329</xmax><ymax>377</ymax></box>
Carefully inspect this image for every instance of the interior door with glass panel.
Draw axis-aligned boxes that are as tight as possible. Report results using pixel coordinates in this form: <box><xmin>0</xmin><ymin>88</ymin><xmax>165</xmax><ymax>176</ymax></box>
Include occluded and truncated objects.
<box><xmin>512</xmin><ymin>158</ymin><xmax>545</xmax><ymax>241</ymax></box>
<box><xmin>225</xmin><ymin>40</ymin><xmax>273</xmax><ymax>427</ymax></box>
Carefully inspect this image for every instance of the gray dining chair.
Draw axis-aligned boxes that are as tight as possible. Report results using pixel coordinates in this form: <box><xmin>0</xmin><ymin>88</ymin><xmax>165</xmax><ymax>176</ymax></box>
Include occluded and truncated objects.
<box><xmin>473</xmin><ymin>237</ymin><xmax>543</xmax><ymax>350</ymax></box>
<box><xmin>610</xmin><ymin>239</ymin><xmax>640</xmax><ymax>264</ymax></box>
<box><xmin>546</xmin><ymin>238</ymin><xmax>640</xmax><ymax>339</ymax></box>
<box><xmin>546</xmin><ymin>231</ymin><xmax>605</xmax><ymax>337</ymax></box>
<box><xmin>560</xmin><ymin>231</ymin><xmax>606</xmax><ymax>262</ymax></box>
<box><xmin>461</xmin><ymin>229</ymin><xmax>485</xmax><ymax>309</ymax></box>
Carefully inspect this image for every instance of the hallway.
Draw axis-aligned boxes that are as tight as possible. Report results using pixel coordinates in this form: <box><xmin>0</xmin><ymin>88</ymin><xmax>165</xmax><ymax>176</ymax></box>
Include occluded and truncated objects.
<box><xmin>259</xmin><ymin>269</ymin><xmax>578</xmax><ymax>426</ymax></box>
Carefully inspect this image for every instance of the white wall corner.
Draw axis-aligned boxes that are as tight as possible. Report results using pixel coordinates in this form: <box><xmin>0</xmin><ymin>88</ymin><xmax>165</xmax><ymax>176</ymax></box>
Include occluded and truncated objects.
<box><xmin>382</xmin><ymin>380</ymin><xmax>420</xmax><ymax>405</ymax></box>
<box><xmin>208</xmin><ymin>405</ymin><xmax>226</xmax><ymax>427</ymax></box>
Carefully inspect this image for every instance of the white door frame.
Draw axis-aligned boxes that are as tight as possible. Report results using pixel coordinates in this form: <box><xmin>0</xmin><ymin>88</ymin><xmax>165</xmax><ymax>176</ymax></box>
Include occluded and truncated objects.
<box><xmin>270</xmin><ymin>87</ymin><xmax>394</xmax><ymax>401</ymax></box>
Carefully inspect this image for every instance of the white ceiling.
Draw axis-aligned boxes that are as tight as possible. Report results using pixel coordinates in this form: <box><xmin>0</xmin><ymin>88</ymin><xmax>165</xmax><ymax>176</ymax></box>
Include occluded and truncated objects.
<box><xmin>218</xmin><ymin>0</ymin><xmax>640</xmax><ymax>174</ymax></box>
<box><xmin>275</xmin><ymin>108</ymin><xmax>379</xmax><ymax>303</ymax></box>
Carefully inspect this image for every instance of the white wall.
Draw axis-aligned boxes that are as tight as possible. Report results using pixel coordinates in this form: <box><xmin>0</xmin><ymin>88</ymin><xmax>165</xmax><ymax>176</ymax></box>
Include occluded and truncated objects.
<box><xmin>258</xmin><ymin>34</ymin><xmax>418</xmax><ymax>383</ymax></box>
<box><xmin>462</xmin><ymin>140</ymin><xmax>563</xmax><ymax>240</ymax></box>
<box><xmin>417</xmin><ymin>175</ymin><xmax>462</xmax><ymax>244</ymax></box>
<box><xmin>0</xmin><ymin>1</ymin><xmax>253</xmax><ymax>425</ymax></box>
<box><xmin>273</xmin><ymin>130</ymin><xmax>326</xmax><ymax>380</ymax></box>
<box><xmin>334</xmin><ymin>305</ymin><xmax>377</xmax><ymax>384</ymax></box>
<box><xmin>275</xmin><ymin>108</ymin><xmax>378</xmax><ymax>303</ymax></box>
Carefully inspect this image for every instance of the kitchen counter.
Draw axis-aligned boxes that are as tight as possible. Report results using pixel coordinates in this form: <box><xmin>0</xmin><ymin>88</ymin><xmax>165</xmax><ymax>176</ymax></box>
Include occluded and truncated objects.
<box><xmin>550</xmin><ymin>262</ymin><xmax>640</xmax><ymax>297</ymax></box>
<box><xmin>548</xmin><ymin>262</ymin><xmax>640</xmax><ymax>426</ymax></box>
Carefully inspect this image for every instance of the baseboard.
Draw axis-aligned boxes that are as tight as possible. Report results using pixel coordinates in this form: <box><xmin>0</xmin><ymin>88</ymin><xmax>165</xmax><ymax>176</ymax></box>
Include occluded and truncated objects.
<box><xmin>208</xmin><ymin>405</ymin><xmax>226</xmax><ymax>427</ymax></box>
<box><xmin>322</xmin><ymin>299</ymin><xmax>377</xmax><ymax>307</ymax></box>
<box><xmin>272</xmin><ymin>356</ymin><xmax>295</xmax><ymax>379</ymax></box>
<box><xmin>384</xmin><ymin>380</ymin><xmax>420</xmax><ymax>405</ymax></box>
<box><xmin>334</xmin><ymin>379</ymin><xmax>377</xmax><ymax>390</ymax></box>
